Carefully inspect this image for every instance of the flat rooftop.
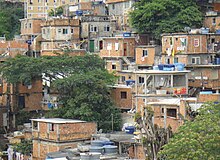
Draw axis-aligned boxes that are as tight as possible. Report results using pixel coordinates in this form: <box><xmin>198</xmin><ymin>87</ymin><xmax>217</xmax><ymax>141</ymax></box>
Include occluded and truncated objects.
<box><xmin>30</xmin><ymin>118</ymin><xmax>86</xmax><ymax>124</ymax></box>
<box><xmin>134</xmin><ymin>70</ymin><xmax>191</xmax><ymax>74</ymax></box>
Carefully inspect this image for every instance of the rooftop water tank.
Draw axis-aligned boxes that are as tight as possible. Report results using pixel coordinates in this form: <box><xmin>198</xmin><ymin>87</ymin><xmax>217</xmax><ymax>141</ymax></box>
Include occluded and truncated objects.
<box><xmin>103</xmin><ymin>141</ymin><xmax>114</xmax><ymax>146</ymax></box>
<box><xmin>125</xmin><ymin>126</ymin><xmax>135</xmax><ymax>134</ymax></box>
<box><xmin>91</xmin><ymin>140</ymin><xmax>105</xmax><ymax>147</ymax></box>
<box><xmin>201</xmin><ymin>28</ymin><xmax>209</xmax><ymax>34</ymax></box>
<box><xmin>123</xmin><ymin>32</ymin><xmax>131</xmax><ymax>37</ymax></box>
<box><xmin>89</xmin><ymin>146</ymin><xmax>103</xmax><ymax>153</ymax></box>
<box><xmin>103</xmin><ymin>145</ymin><xmax>118</xmax><ymax>154</ymax></box>
<box><xmin>80</xmin><ymin>152</ymin><xmax>101</xmax><ymax>160</ymax></box>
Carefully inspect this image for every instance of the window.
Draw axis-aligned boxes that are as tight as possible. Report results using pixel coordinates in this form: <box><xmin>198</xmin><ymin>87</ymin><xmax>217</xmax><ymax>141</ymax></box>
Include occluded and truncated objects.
<box><xmin>174</xmin><ymin>57</ymin><xmax>178</xmax><ymax>63</ymax></box>
<box><xmin>166</xmin><ymin>57</ymin><xmax>170</xmax><ymax>64</ymax></box>
<box><xmin>38</xmin><ymin>0</ymin><xmax>41</xmax><ymax>2</ymax></box>
<box><xmin>162</xmin><ymin>108</ymin><xmax>177</xmax><ymax>118</ymax></box>
<box><xmin>90</xmin><ymin>25</ymin><xmax>98</xmax><ymax>32</ymax></box>
<box><xmin>142</xmin><ymin>50</ymin><xmax>148</xmax><ymax>57</ymax></box>
<box><xmin>71</xmin><ymin>29</ymin><xmax>74</xmax><ymax>34</ymax></box>
<box><xmin>124</xmin><ymin>1</ymin><xmax>129</xmax><ymax>8</ymax></box>
<box><xmin>139</xmin><ymin>77</ymin><xmax>144</xmax><ymax>83</ymax></box>
<box><xmin>194</xmin><ymin>39</ymin><xmax>199</xmax><ymax>47</ymax></box>
<box><xmin>121</xmin><ymin>76</ymin><xmax>125</xmax><ymax>82</ymax></box>
<box><xmin>115</xmin><ymin>42</ymin><xmax>119</xmax><ymax>50</ymax></box>
<box><xmin>112</xmin><ymin>64</ymin><xmax>116</xmax><ymax>69</ymax></box>
<box><xmin>180</xmin><ymin>38</ymin><xmax>187</xmax><ymax>47</ymax></box>
<box><xmin>33</xmin><ymin>121</ymin><xmax>38</xmax><ymax>130</ymax></box>
<box><xmin>104</xmin><ymin>25</ymin><xmax>110</xmax><ymax>32</ymax></box>
<box><xmin>48</xmin><ymin>123</ymin><xmax>54</xmax><ymax>131</ymax></box>
<box><xmin>29</xmin><ymin>23</ymin><xmax>32</xmax><ymax>28</ymax></box>
<box><xmin>43</xmin><ymin>29</ymin><xmax>45</xmax><ymax>34</ymax></box>
<box><xmin>58</xmin><ymin>28</ymin><xmax>61</xmax><ymax>33</ymax></box>
<box><xmin>213</xmin><ymin>18</ymin><xmax>216</xmax><ymax>25</ymax></box>
<box><xmin>167</xmin><ymin>109</ymin><xmax>177</xmax><ymax>118</ymax></box>
<box><xmin>38</xmin><ymin>6</ymin><xmax>41</xmax><ymax>11</ymax></box>
<box><xmin>112</xmin><ymin>4</ymin><xmax>115</xmax><ymax>10</ymax></box>
<box><xmin>170</xmin><ymin>37</ymin><xmax>173</xmax><ymax>45</ymax></box>
<box><xmin>121</xmin><ymin>91</ymin><xmax>127</xmax><ymax>99</ymax></box>
<box><xmin>191</xmin><ymin>57</ymin><xmax>200</xmax><ymax>64</ymax></box>
<box><xmin>107</xmin><ymin>43</ymin><xmax>112</xmax><ymax>50</ymax></box>
<box><xmin>63</xmin><ymin>28</ymin><xmax>68</xmax><ymax>34</ymax></box>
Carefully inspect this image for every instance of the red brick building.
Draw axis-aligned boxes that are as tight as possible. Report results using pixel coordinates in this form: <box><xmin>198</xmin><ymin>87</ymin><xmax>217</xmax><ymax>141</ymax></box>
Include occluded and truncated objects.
<box><xmin>31</xmin><ymin>118</ymin><xmax>97</xmax><ymax>160</ymax></box>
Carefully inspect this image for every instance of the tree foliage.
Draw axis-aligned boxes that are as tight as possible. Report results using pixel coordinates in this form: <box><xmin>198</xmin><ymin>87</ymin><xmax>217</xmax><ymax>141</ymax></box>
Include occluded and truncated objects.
<box><xmin>14</xmin><ymin>140</ymin><xmax>32</xmax><ymax>155</ymax></box>
<box><xmin>48</xmin><ymin>6</ymin><xmax>63</xmax><ymax>17</ymax></box>
<box><xmin>0</xmin><ymin>1</ymin><xmax>24</xmax><ymax>39</ymax></box>
<box><xmin>158</xmin><ymin>102</ymin><xmax>220</xmax><ymax>160</ymax></box>
<box><xmin>129</xmin><ymin>0</ymin><xmax>203</xmax><ymax>39</ymax></box>
<box><xmin>0</xmin><ymin>54</ymin><xmax>122</xmax><ymax>132</ymax></box>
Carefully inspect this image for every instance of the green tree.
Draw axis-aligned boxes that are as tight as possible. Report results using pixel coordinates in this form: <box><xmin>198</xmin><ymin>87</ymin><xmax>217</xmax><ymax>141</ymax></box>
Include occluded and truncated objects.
<box><xmin>158</xmin><ymin>102</ymin><xmax>220</xmax><ymax>160</ymax></box>
<box><xmin>0</xmin><ymin>54</ymin><xmax>122</xmax><ymax>132</ymax></box>
<box><xmin>129</xmin><ymin>0</ymin><xmax>203</xmax><ymax>39</ymax></box>
<box><xmin>48</xmin><ymin>6</ymin><xmax>63</xmax><ymax>17</ymax></box>
<box><xmin>14</xmin><ymin>140</ymin><xmax>32</xmax><ymax>155</ymax></box>
<box><xmin>0</xmin><ymin>2</ymin><xmax>24</xmax><ymax>39</ymax></box>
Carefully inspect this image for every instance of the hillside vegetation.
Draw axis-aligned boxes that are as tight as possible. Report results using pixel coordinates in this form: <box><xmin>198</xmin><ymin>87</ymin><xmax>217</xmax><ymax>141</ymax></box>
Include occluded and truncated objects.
<box><xmin>0</xmin><ymin>1</ymin><xmax>24</xmax><ymax>40</ymax></box>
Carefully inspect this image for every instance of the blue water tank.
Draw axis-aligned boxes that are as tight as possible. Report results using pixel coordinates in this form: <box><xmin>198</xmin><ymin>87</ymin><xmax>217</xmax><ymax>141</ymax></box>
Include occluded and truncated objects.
<box><xmin>200</xmin><ymin>91</ymin><xmax>213</xmax><ymax>94</ymax></box>
<box><xmin>216</xmin><ymin>30</ymin><xmax>220</xmax><ymax>34</ymax></box>
<box><xmin>163</xmin><ymin>64</ymin><xmax>175</xmax><ymax>71</ymax></box>
<box><xmin>103</xmin><ymin>141</ymin><xmax>114</xmax><ymax>146</ymax></box>
<box><xmin>125</xmin><ymin>126</ymin><xmax>135</xmax><ymax>134</ymax></box>
<box><xmin>153</xmin><ymin>66</ymin><xmax>159</xmax><ymax>70</ymax></box>
<box><xmin>175</xmin><ymin>63</ymin><xmax>185</xmax><ymax>71</ymax></box>
<box><xmin>126</xmin><ymin>80</ymin><xmax>135</xmax><ymax>86</ymax></box>
<box><xmin>123</xmin><ymin>32</ymin><xmax>131</xmax><ymax>37</ymax></box>
<box><xmin>201</xmin><ymin>28</ymin><xmax>209</xmax><ymax>34</ymax></box>
<box><xmin>158</xmin><ymin>64</ymin><xmax>164</xmax><ymax>70</ymax></box>
<box><xmin>215</xmin><ymin>58</ymin><xmax>220</xmax><ymax>64</ymax></box>
<box><xmin>76</xmin><ymin>10</ymin><xmax>83</xmax><ymax>16</ymax></box>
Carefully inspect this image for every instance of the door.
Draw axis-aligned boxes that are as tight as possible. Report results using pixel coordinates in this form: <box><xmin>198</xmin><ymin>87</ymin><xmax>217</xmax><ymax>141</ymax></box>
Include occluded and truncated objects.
<box><xmin>99</xmin><ymin>40</ymin><xmax>103</xmax><ymax>50</ymax></box>
<box><xmin>89</xmin><ymin>40</ymin><xmax>95</xmax><ymax>52</ymax></box>
<box><xmin>123</xmin><ymin>43</ymin><xmax>127</xmax><ymax>56</ymax></box>
<box><xmin>18</xmin><ymin>96</ymin><xmax>25</xmax><ymax>109</ymax></box>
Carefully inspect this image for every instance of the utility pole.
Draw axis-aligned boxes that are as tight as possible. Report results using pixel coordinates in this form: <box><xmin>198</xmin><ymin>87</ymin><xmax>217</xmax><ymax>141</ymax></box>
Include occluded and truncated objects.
<box><xmin>111</xmin><ymin>113</ymin><xmax>114</xmax><ymax>133</ymax></box>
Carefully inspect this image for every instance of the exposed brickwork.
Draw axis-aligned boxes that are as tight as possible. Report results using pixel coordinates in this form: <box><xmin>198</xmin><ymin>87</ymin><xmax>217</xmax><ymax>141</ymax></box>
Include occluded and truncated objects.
<box><xmin>41</xmin><ymin>49</ymin><xmax>86</xmax><ymax>56</ymax></box>
<box><xmin>213</xmin><ymin>3</ymin><xmax>220</xmax><ymax>12</ymax></box>
<box><xmin>105</xmin><ymin>0</ymin><xmax>129</xmax><ymax>4</ymax></box>
<box><xmin>198</xmin><ymin>94</ymin><xmax>220</xmax><ymax>102</ymax></box>
<box><xmin>79</xmin><ymin>2</ymin><xmax>93</xmax><ymax>10</ymax></box>
<box><xmin>33</xmin><ymin>140</ymin><xmax>77</xmax><ymax>160</ymax></box>
<box><xmin>20</xmin><ymin>19</ymin><xmax>44</xmax><ymax>36</ymax></box>
<box><xmin>32</xmin><ymin>120</ymin><xmax>97</xmax><ymax>159</ymax></box>
<box><xmin>111</xmin><ymin>87</ymin><xmax>132</xmax><ymax>109</ymax></box>
<box><xmin>100</xmin><ymin>37</ymin><xmax>135</xmax><ymax>58</ymax></box>
<box><xmin>106</xmin><ymin>60</ymin><xmax>121</xmax><ymax>72</ymax></box>
<box><xmin>59</xmin><ymin>122</ymin><xmax>97</xmax><ymax>141</ymax></box>
<box><xmin>128</xmin><ymin>144</ymin><xmax>146</xmax><ymax>159</ymax></box>
<box><xmin>136</xmin><ymin>46</ymin><xmax>156</xmax><ymax>65</ymax></box>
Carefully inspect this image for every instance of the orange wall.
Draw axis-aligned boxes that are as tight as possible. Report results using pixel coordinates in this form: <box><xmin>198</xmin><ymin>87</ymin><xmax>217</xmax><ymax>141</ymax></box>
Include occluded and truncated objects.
<box><xmin>135</xmin><ymin>46</ymin><xmax>155</xmax><ymax>65</ymax></box>
<box><xmin>111</xmin><ymin>87</ymin><xmax>133</xmax><ymax>109</ymax></box>
<box><xmin>100</xmin><ymin>38</ymin><xmax>135</xmax><ymax>58</ymax></box>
